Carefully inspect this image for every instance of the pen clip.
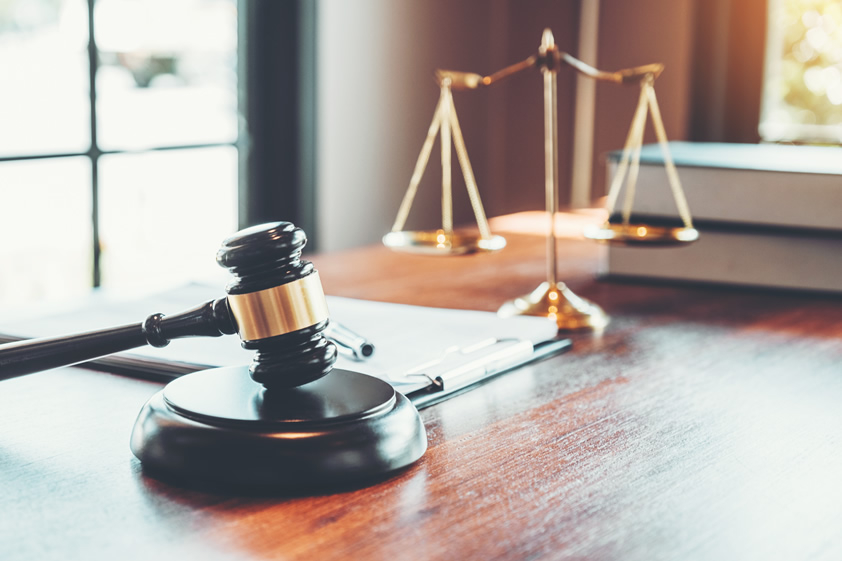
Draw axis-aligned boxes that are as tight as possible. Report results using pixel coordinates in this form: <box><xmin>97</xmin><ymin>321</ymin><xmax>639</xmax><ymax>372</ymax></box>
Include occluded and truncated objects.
<box><xmin>402</xmin><ymin>372</ymin><xmax>442</xmax><ymax>388</ymax></box>
<box><xmin>392</xmin><ymin>338</ymin><xmax>534</xmax><ymax>392</ymax></box>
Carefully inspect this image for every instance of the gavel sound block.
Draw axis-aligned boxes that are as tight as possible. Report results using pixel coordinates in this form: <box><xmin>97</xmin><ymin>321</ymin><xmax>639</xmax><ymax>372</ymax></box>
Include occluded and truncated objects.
<box><xmin>0</xmin><ymin>222</ymin><xmax>427</xmax><ymax>487</ymax></box>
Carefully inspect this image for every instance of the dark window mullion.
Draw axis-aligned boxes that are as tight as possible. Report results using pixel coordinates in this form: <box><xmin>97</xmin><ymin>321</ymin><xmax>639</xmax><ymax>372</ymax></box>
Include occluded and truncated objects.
<box><xmin>0</xmin><ymin>142</ymin><xmax>239</xmax><ymax>165</ymax></box>
<box><xmin>87</xmin><ymin>0</ymin><xmax>101</xmax><ymax>288</ymax></box>
<box><xmin>82</xmin><ymin>0</ymin><xmax>243</xmax><ymax>291</ymax></box>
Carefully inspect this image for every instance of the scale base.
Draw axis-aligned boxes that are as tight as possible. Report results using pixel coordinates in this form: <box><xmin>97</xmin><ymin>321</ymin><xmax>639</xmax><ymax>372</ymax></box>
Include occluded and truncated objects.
<box><xmin>130</xmin><ymin>366</ymin><xmax>427</xmax><ymax>489</ymax></box>
<box><xmin>498</xmin><ymin>281</ymin><xmax>609</xmax><ymax>331</ymax></box>
<box><xmin>584</xmin><ymin>222</ymin><xmax>699</xmax><ymax>246</ymax></box>
<box><xmin>383</xmin><ymin>230</ymin><xmax>506</xmax><ymax>256</ymax></box>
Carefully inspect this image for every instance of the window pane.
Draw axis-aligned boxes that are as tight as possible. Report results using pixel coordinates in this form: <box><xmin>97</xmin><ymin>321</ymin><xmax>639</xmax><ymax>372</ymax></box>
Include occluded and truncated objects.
<box><xmin>761</xmin><ymin>0</ymin><xmax>842</xmax><ymax>142</ymax></box>
<box><xmin>95</xmin><ymin>0</ymin><xmax>238</xmax><ymax>150</ymax></box>
<box><xmin>0</xmin><ymin>0</ymin><xmax>90</xmax><ymax>157</ymax></box>
<box><xmin>98</xmin><ymin>147</ymin><xmax>238</xmax><ymax>295</ymax></box>
<box><xmin>0</xmin><ymin>158</ymin><xmax>93</xmax><ymax>311</ymax></box>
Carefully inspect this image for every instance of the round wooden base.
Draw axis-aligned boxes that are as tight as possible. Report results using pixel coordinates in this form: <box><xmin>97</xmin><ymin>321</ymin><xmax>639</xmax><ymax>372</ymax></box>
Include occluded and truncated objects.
<box><xmin>130</xmin><ymin>367</ymin><xmax>427</xmax><ymax>488</ymax></box>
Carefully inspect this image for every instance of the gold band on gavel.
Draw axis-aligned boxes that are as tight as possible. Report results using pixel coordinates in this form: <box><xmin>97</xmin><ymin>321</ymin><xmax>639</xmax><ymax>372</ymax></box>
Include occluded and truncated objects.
<box><xmin>226</xmin><ymin>273</ymin><xmax>330</xmax><ymax>341</ymax></box>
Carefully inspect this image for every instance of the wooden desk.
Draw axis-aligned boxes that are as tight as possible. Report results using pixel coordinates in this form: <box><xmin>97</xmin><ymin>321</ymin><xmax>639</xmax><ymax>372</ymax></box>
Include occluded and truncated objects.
<box><xmin>3</xmin><ymin>230</ymin><xmax>842</xmax><ymax>560</ymax></box>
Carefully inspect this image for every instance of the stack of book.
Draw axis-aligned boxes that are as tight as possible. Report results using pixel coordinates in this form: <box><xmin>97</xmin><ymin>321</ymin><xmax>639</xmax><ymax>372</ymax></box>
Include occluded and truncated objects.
<box><xmin>600</xmin><ymin>141</ymin><xmax>842</xmax><ymax>293</ymax></box>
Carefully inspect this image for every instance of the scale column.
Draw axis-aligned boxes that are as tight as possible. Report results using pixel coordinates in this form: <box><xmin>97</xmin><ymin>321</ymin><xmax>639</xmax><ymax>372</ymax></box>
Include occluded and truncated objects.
<box><xmin>441</xmin><ymin>80</ymin><xmax>454</xmax><ymax>234</ymax></box>
<box><xmin>498</xmin><ymin>29</ymin><xmax>608</xmax><ymax>331</ymax></box>
<box><xmin>542</xmin><ymin>30</ymin><xmax>559</xmax><ymax>288</ymax></box>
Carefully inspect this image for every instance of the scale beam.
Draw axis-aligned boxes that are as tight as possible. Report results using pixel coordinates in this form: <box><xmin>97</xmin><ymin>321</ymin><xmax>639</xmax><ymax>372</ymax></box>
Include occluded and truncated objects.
<box><xmin>435</xmin><ymin>46</ymin><xmax>664</xmax><ymax>91</ymax></box>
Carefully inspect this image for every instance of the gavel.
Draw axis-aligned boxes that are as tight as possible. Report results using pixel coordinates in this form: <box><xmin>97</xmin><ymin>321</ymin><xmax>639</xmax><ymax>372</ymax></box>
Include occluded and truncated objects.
<box><xmin>0</xmin><ymin>222</ymin><xmax>427</xmax><ymax>489</ymax></box>
<box><xmin>1</xmin><ymin>222</ymin><xmax>334</xmax><ymax>386</ymax></box>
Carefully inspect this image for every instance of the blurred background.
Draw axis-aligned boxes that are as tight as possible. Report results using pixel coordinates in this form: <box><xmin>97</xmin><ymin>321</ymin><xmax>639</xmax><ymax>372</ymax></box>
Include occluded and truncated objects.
<box><xmin>0</xmin><ymin>0</ymin><xmax>838</xmax><ymax>311</ymax></box>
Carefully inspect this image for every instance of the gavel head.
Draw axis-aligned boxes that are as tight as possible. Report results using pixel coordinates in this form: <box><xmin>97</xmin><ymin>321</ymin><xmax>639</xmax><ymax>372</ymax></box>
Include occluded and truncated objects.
<box><xmin>216</xmin><ymin>222</ymin><xmax>337</xmax><ymax>389</ymax></box>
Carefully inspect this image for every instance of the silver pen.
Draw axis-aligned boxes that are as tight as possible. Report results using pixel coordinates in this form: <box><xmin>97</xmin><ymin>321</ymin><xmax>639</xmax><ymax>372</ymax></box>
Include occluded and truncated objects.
<box><xmin>325</xmin><ymin>321</ymin><xmax>375</xmax><ymax>360</ymax></box>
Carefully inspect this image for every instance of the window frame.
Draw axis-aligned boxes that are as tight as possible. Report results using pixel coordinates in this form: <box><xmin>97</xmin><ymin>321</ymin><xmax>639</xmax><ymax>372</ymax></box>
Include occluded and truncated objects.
<box><xmin>0</xmin><ymin>0</ymin><xmax>317</xmax><ymax>293</ymax></box>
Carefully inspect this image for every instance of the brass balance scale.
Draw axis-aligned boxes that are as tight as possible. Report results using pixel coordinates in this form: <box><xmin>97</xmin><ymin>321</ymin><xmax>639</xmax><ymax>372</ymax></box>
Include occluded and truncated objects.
<box><xmin>384</xmin><ymin>29</ymin><xmax>698</xmax><ymax>330</ymax></box>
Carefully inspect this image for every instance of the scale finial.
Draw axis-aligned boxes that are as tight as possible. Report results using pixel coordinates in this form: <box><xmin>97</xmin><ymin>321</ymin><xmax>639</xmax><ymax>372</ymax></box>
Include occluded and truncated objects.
<box><xmin>540</xmin><ymin>28</ymin><xmax>555</xmax><ymax>51</ymax></box>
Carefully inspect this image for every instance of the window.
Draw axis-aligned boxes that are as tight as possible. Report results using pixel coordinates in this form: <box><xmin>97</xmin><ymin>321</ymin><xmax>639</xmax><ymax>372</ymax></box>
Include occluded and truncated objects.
<box><xmin>760</xmin><ymin>0</ymin><xmax>842</xmax><ymax>142</ymax></box>
<box><xmin>0</xmin><ymin>0</ymin><xmax>239</xmax><ymax>311</ymax></box>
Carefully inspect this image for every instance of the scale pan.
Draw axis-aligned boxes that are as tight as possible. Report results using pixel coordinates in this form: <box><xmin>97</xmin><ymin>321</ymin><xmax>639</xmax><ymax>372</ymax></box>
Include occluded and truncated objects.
<box><xmin>382</xmin><ymin>230</ymin><xmax>506</xmax><ymax>255</ymax></box>
<box><xmin>583</xmin><ymin>222</ymin><xmax>698</xmax><ymax>247</ymax></box>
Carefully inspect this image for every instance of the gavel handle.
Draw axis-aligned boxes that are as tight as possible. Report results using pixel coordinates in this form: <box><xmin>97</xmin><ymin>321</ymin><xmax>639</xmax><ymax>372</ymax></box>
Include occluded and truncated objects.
<box><xmin>0</xmin><ymin>298</ymin><xmax>237</xmax><ymax>381</ymax></box>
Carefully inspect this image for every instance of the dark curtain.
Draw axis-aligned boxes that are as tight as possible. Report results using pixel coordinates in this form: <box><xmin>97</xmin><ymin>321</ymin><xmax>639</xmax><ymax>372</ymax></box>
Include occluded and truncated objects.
<box><xmin>689</xmin><ymin>0</ymin><xmax>768</xmax><ymax>143</ymax></box>
<box><xmin>239</xmin><ymin>0</ymin><xmax>318</xmax><ymax>247</ymax></box>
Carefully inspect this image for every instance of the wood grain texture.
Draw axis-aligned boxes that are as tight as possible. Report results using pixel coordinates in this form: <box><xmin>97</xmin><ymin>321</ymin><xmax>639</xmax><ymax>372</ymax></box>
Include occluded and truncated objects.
<box><xmin>2</xmin><ymin>230</ymin><xmax>842</xmax><ymax>561</ymax></box>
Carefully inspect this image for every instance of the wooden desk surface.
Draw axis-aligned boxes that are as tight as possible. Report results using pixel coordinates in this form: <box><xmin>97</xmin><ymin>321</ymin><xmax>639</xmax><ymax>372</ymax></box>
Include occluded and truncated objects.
<box><xmin>2</xmin><ymin>230</ymin><xmax>842</xmax><ymax>560</ymax></box>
